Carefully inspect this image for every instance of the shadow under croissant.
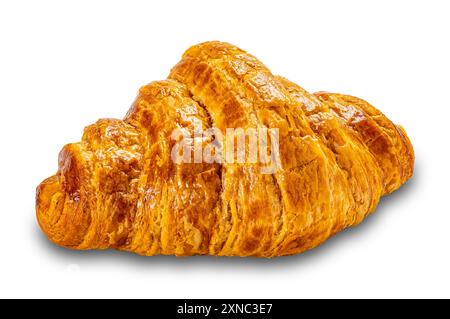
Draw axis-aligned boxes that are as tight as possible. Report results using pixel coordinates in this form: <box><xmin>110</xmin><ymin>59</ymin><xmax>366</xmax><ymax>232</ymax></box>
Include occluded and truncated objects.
<box><xmin>34</xmin><ymin>160</ymin><xmax>419</xmax><ymax>269</ymax></box>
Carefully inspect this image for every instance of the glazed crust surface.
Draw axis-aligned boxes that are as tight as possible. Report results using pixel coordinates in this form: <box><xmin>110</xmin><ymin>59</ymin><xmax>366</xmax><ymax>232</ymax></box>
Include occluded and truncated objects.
<box><xmin>36</xmin><ymin>42</ymin><xmax>414</xmax><ymax>257</ymax></box>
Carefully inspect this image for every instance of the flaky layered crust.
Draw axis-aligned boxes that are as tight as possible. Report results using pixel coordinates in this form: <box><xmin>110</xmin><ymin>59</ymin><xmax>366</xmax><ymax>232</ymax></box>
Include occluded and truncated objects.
<box><xmin>36</xmin><ymin>41</ymin><xmax>414</xmax><ymax>257</ymax></box>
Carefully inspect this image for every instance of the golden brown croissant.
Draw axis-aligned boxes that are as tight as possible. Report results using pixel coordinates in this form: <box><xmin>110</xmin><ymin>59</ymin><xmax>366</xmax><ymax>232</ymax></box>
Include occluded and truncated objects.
<box><xmin>36</xmin><ymin>41</ymin><xmax>414</xmax><ymax>257</ymax></box>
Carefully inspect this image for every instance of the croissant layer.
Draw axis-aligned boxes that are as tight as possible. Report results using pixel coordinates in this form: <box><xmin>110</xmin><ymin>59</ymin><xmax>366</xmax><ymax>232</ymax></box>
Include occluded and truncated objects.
<box><xmin>36</xmin><ymin>41</ymin><xmax>414</xmax><ymax>257</ymax></box>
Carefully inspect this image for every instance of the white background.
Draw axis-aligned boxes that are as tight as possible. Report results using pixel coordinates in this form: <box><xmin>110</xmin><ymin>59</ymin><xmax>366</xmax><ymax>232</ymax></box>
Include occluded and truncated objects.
<box><xmin>0</xmin><ymin>0</ymin><xmax>449</xmax><ymax>298</ymax></box>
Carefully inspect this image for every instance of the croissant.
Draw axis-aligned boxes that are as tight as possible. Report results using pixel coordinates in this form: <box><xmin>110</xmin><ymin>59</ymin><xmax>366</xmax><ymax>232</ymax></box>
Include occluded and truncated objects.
<box><xmin>36</xmin><ymin>41</ymin><xmax>414</xmax><ymax>257</ymax></box>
